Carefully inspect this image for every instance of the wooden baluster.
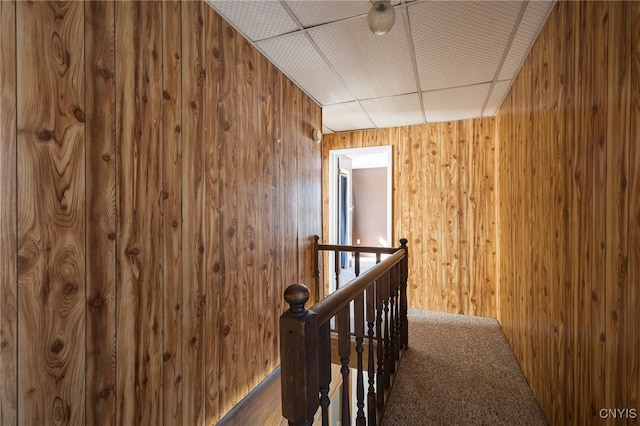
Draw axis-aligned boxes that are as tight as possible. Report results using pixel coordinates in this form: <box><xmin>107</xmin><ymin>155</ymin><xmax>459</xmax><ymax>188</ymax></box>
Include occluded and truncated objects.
<box><xmin>375</xmin><ymin>278</ymin><xmax>385</xmax><ymax>410</ymax></box>
<box><xmin>399</xmin><ymin>239</ymin><xmax>409</xmax><ymax>350</ymax></box>
<box><xmin>280</xmin><ymin>284</ymin><xmax>319</xmax><ymax>426</ymax></box>
<box><xmin>338</xmin><ymin>304</ymin><xmax>352</xmax><ymax>426</ymax></box>
<box><xmin>366</xmin><ymin>283</ymin><xmax>377</xmax><ymax>424</ymax></box>
<box><xmin>389</xmin><ymin>264</ymin><xmax>400</xmax><ymax>366</ymax></box>
<box><xmin>318</xmin><ymin>322</ymin><xmax>332</xmax><ymax>426</ymax></box>
<box><xmin>355</xmin><ymin>250</ymin><xmax>360</xmax><ymax>277</ymax></box>
<box><xmin>354</xmin><ymin>293</ymin><xmax>366</xmax><ymax>425</ymax></box>
<box><xmin>334</xmin><ymin>249</ymin><xmax>341</xmax><ymax>289</ymax></box>
<box><xmin>382</xmin><ymin>273</ymin><xmax>392</xmax><ymax>390</ymax></box>
<box><xmin>388</xmin><ymin>268</ymin><xmax>397</xmax><ymax>374</ymax></box>
<box><xmin>314</xmin><ymin>235</ymin><xmax>321</xmax><ymax>302</ymax></box>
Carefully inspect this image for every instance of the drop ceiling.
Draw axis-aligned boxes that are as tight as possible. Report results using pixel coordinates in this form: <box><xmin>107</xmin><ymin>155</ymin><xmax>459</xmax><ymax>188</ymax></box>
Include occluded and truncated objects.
<box><xmin>205</xmin><ymin>0</ymin><xmax>556</xmax><ymax>134</ymax></box>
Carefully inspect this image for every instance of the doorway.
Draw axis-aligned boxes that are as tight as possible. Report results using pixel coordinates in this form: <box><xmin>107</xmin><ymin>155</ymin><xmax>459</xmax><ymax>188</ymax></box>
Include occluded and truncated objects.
<box><xmin>328</xmin><ymin>146</ymin><xmax>393</xmax><ymax>291</ymax></box>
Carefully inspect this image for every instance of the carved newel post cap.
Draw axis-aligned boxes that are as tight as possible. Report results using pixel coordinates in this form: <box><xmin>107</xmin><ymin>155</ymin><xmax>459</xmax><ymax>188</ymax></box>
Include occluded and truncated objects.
<box><xmin>400</xmin><ymin>238</ymin><xmax>408</xmax><ymax>247</ymax></box>
<box><xmin>284</xmin><ymin>283</ymin><xmax>310</xmax><ymax>314</ymax></box>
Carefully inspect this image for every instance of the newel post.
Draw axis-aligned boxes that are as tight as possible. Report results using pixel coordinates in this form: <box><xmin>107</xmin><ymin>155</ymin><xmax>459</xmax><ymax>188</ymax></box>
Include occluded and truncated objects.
<box><xmin>280</xmin><ymin>284</ymin><xmax>319</xmax><ymax>425</ymax></box>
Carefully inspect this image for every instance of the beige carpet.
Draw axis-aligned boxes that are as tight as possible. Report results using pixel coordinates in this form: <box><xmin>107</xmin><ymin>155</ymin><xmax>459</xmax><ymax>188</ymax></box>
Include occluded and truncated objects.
<box><xmin>381</xmin><ymin>309</ymin><xmax>548</xmax><ymax>426</ymax></box>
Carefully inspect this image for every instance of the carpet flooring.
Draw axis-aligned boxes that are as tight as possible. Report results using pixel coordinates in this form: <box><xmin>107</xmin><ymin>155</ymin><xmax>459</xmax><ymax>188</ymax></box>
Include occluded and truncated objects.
<box><xmin>381</xmin><ymin>309</ymin><xmax>548</xmax><ymax>426</ymax></box>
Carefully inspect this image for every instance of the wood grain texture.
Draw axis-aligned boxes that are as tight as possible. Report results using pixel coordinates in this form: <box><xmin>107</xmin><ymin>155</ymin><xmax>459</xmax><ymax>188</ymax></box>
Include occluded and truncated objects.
<box><xmin>162</xmin><ymin>1</ymin><xmax>184</xmax><ymax>423</ymax></box>
<box><xmin>218</xmin><ymin>15</ymin><xmax>240</xmax><ymax>418</ymax></box>
<box><xmin>628</xmin><ymin>1</ymin><xmax>640</xmax><ymax>418</ymax></box>
<box><xmin>203</xmin><ymin>5</ymin><xmax>221</xmax><ymax>423</ymax></box>
<box><xmin>115</xmin><ymin>2</ymin><xmax>164</xmax><ymax>424</ymax></box>
<box><xmin>180</xmin><ymin>1</ymin><xmax>206</xmax><ymax>423</ymax></box>
<box><xmin>2</xmin><ymin>1</ymin><xmax>321</xmax><ymax>424</ymax></box>
<box><xmin>0</xmin><ymin>1</ymin><xmax>17</xmax><ymax>424</ymax></box>
<box><xmin>85</xmin><ymin>1</ymin><xmax>116</xmax><ymax>424</ymax></box>
<box><xmin>323</xmin><ymin>119</ymin><xmax>497</xmax><ymax>317</ymax></box>
<box><xmin>16</xmin><ymin>1</ymin><xmax>86</xmax><ymax>424</ymax></box>
<box><xmin>496</xmin><ymin>1</ymin><xmax>638</xmax><ymax>424</ymax></box>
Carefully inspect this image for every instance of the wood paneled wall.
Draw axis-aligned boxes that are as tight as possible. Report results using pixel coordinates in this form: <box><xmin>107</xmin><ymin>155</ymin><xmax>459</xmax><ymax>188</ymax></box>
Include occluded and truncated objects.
<box><xmin>322</xmin><ymin>120</ymin><xmax>498</xmax><ymax>317</ymax></box>
<box><xmin>0</xmin><ymin>1</ymin><xmax>321</xmax><ymax>424</ymax></box>
<box><xmin>496</xmin><ymin>1</ymin><xmax>639</xmax><ymax>424</ymax></box>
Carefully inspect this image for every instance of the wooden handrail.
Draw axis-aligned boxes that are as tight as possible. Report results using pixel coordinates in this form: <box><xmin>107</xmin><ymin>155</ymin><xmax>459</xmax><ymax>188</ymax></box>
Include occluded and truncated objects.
<box><xmin>312</xmin><ymin>248</ymin><xmax>405</xmax><ymax>326</ymax></box>
<box><xmin>280</xmin><ymin>238</ymin><xmax>409</xmax><ymax>426</ymax></box>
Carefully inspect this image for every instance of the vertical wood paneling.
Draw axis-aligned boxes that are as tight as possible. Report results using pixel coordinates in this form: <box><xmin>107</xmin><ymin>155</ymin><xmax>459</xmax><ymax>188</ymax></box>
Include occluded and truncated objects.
<box><xmin>322</xmin><ymin>118</ymin><xmax>497</xmax><ymax>316</ymax></box>
<box><xmin>16</xmin><ymin>2</ymin><xmax>86</xmax><ymax>424</ymax></box>
<box><xmin>496</xmin><ymin>1</ymin><xmax>639</xmax><ymax>424</ymax></box>
<box><xmin>218</xmin><ymin>16</ymin><xmax>239</xmax><ymax>417</ymax></box>
<box><xmin>203</xmin><ymin>5</ymin><xmax>221</xmax><ymax>423</ymax></box>
<box><xmin>115</xmin><ymin>2</ymin><xmax>164</xmax><ymax>424</ymax></box>
<box><xmin>237</xmin><ymin>34</ymin><xmax>259</xmax><ymax>397</ymax></box>
<box><xmin>180</xmin><ymin>1</ymin><xmax>206</xmax><ymax>423</ymax></box>
<box><xmin>161</xmin><ymin>1</ymin><xmax>183</xmax><ymax>423</ymax></box>
<box><xmin>1</xmin><ymin>0</ymin><xmax>314</xmax><ymax>423</ymax></box>
<box><xmin>604</xmin><ymin>2</ymin><xmax>630</xmax><ymax>415</ymax></box>
<box><xmin>441</xmin><ymin>122</ymin><xmax>459</xmax><ymax>313</ymax></box>
<box><xmin>590</xmin><ymin>2</ymin><xmax>608</xmax><ymax>420</ymax></box>
<box><xmin>629</xmin><ymin>0</ymin><xmax>640</xmax><ymax>416</ymax></box>
<box><xmin>85</xmin><ymin>1</ymin><xmax>116</xmax><ymax>424</ymax></box>
<box><xmin>0</xmin><ymin>1</ymin><xmax>17</xmax><ymax>424</ymax></box>
<box><xmin>258</xmin><ymin>54</ymin><xmax>276</xmax><ymax>374</ymax></box>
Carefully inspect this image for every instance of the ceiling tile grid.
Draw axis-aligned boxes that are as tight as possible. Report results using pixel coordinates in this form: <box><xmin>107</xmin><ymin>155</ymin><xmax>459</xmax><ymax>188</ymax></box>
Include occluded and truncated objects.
<box><xmin>257</xmin><ymin>33</ymin><xmax>354</xmax><ymax>105</ymax></box>
<box><xmin>361</xmin><ymin>93</ymin><xmax>424</xmax><ymax>128</ymax></box>
<box><xmin>284</xmin><ymin>0</ymin><xmax>370</xmax><ymax>28</ymax></box>
<box><xmin>205</xmin><ymin>0</ymin><xmax>297</xmax><ymax>42</ymax></box>
<box><xmin>423</xmin><ymin>83</ymin><xmax>491</xmax><ymax>123</ymax></box>
<box><xmin>308</xmin><ymin>15</ymin><xmax>416</xmax><ymax>100</ymax></box>
<box><xmin>410</xmin><ymin>1</ymin><xmax>523</xmax><ymax>92</ymax></box>
<box><xmin>205</xmin><ymin>0</ymin><xmax>557</xmax><ymax>133</ymax></box>
<box><xmin>322</xmin><ymin>101</ymin><xmax>374</xmax><ymax>133</ymax></box>
<box><xmin>499</xmin><ymin>0</ymin><xmax>556</xmax><ymax>81</ymax></box>
<box><xmin>484</xmin><ymin>80</ymin><xmax>513</xmax><ymax>116</ymax></box>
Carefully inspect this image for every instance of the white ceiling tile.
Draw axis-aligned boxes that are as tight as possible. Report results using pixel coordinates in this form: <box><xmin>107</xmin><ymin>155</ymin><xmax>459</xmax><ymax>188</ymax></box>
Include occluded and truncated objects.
<box><xmin>411</xmin><ymin>1</ymin><xmax>523</xmax><ymax>91</ymax></box>
<box><xmin>206</xmin><ymin>0</ymin><xmax>298</xmax><ymax>42</ymax></box>
<box><xmin>423</xmin><ymin>83</ymin><xmax>491</xmax><ymax>123</ymax></box>
<box><xmin>499</xmin><ymin>1</ymin><xmax>556</xmax><ymax>81</ymax></box>
<box><xmin>309</xmin><ymin>15</ymin><xmax>416</xmax><ymax>99</ymax></box>
<box><xmin>258</xmin><ymin>34</ymin><xmax>354</xmax><ymax>105</ymax></box>
<box><xmin>285</xmin><ymin>0</ymin><xmax>370</xmax><ymax>28</ymax></box>
<box><xmin>484</xmin><ymin>80</ymin><xmax>512</xmax><ymax>116</ymax></box>
<box><xmin>361</xmin><ymin>93</ymin><xmax>424</xmax><ymax>128</ymax></box>
<box><xmin>323</xmin><ymin>102</ymin><xmax>374</xmax><ymax>132</ymax></box>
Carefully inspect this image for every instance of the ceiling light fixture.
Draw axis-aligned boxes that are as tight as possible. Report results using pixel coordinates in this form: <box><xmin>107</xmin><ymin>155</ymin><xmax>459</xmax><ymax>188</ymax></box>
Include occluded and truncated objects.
<box><xmin>367</xmin><ymin>0</ymin><xmax>396</xmax><ymax>36</ymax></box>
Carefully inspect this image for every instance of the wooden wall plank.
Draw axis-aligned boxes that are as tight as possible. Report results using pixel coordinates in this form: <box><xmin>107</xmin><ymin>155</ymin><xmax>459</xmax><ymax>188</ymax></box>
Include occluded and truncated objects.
<box><xmin>237</xmin><ymin>34</ymin><xmax>259</xmax><ymax>397</ymax></box>
<box><xmin>115</xmin><ymin>2</ymin><xmax>164</xmax><ymax>424</ymax></box>
<box><xmin>16</xmin><ymin>1</ymin><xmax>86</xmax><ymax>424</ymax></box>
<box><xmin>440</xmin><ymin>121</ymin><xmax>459</xmax><ymax>313</ymax></box>
<box><xmin>0</xmin><ymin>1</ymin><xmax>17</xmax><ymax>424</ymax></box>
<box><xmin>571</xmin><ymin>3</ymin><xmax>592</xmax><ymax>424</ymax></box>
<box><xmin>457</xmin><ymin>120</ymin><xmax>472</xmax><ymax>315</ymax></box>
<box><xmin>590</xmin><ymin>2</ymin><xmax>608</xmax><ymax>420</ymax></box>
<box><xmin>604</xmin><ymin>1</ymin><xmax>630</xmax><ymax>413</ymax></box>
<box><xmin>257</xmin><ymin>54</ymin><xmax>276</xmax><ymax>373</ymax></box>
<box><xmin>180</xmin><ymin>1</ymin><xmax>207</xmax><ymax>423</ymax></box>
<box><xmin>162</xmin><ymin>1</ymin><xmax>184</xmax><ymax>423</ymax></box>
<box><xmin>628</xmin><ymin>0</ymin><xmax>640</xmax><ymax>416</ymax></box>
<box><xmin>204</xmin><ymin>5</ymin><xmax>221</xmax><ymax>423</ymax></box>
<box><xmin>218</xmin><ymin>15</ymin><xmax>239</xmax><ymax>417</ymax></box>
<box><xmin>85</xmin><ymin>1</ymin><xmax>116</xmax><ymax>424</ymax></box>
<box><xmin>423</xmin><ymin>124</ymin><xmax>440</xmax><ymax>312</ymax></box>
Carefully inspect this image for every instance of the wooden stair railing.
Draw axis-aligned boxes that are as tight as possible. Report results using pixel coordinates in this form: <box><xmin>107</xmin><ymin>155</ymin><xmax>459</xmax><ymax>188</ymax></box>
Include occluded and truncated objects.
<box><xmin>280</xmin><ymin>239</ymin><xmax>408</xmax><ymax>426</ymax></box>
